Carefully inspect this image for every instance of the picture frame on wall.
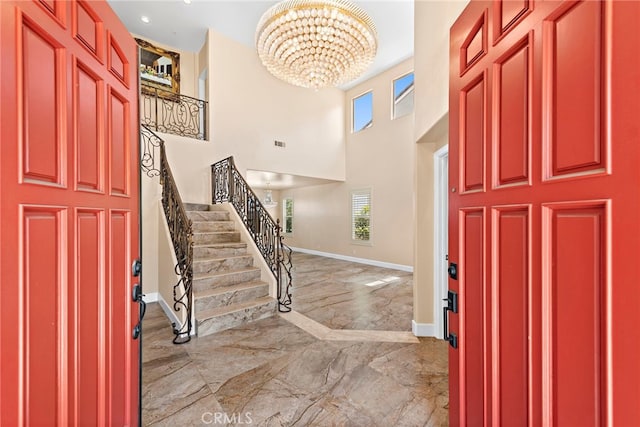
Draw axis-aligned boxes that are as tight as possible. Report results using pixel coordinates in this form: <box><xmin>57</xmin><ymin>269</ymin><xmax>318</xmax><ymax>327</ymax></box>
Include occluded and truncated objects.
<box><xmin>136</xmin><ymin>38</ymin><xmax>180</xmax><ymax>96</ymax></box>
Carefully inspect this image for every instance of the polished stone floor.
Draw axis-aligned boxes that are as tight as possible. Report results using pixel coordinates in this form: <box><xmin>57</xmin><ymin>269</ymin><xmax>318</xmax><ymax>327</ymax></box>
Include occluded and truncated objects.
<box><xmin>142</xmin><ymin>252</ymin><xmax>449</xmax><ymax>426</ymax></box>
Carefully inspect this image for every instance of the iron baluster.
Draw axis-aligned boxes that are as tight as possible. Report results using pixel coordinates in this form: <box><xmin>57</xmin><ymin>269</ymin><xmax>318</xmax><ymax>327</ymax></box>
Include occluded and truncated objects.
<box><xmin>140</xmin><ymin>81</ymin><xmax>208</xmax><ymax>140</ymax></box>
<box><xmin>141</xmin><ymin>125</ymin><xmax>194</xmax><ymax>344</ymax></box>
<box><xmin>210</xmin><ymin>157</ymin><xmax>293</xmax><ymax>312</ymax></box>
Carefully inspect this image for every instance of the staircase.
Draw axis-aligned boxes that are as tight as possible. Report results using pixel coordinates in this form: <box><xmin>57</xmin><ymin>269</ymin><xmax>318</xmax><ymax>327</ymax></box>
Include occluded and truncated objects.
<box><xmin>184</xmin><ymin>203</ymin><xmax>277</xmax><ymax>336</ymax></box>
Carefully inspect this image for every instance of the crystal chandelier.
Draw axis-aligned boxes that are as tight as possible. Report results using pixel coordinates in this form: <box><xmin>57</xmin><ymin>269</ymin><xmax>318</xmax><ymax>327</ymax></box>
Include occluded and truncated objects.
<box><xmin>255</xmin><ymin>0</ymin><xmax>377</xmax><ymax>89</ymax></box>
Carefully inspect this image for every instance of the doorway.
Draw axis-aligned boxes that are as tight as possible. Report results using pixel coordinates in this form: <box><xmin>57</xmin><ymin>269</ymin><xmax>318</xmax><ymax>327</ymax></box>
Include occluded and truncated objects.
<box><xmin>433</xmin><ymin>145</ymin><xmax>449</xmax><ymax>339</ymax></box>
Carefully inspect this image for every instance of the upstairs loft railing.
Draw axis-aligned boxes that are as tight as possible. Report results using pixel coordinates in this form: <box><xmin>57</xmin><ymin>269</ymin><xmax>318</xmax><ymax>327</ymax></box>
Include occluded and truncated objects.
<box><xmin>141</xmin><ymin>125</ymin><xmax>194</xmax><ymax>344</ymax></box>
<box><xmin>141</xmin><ymin>81</ymin><xmax>208</xmax><ymax>141</ymax></box>
<box><xmin>211</xmin><ymin>157</ymin><xmax>293</xmax><ymax>312</ymax></box>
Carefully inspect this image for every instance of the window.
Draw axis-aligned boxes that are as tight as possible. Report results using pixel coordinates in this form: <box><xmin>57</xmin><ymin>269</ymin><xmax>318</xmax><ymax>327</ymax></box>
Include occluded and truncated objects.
<box><xmin>283</xmin><ymin>198</ymin><xmax>293</xmax><ymax>234</ymax></box>
<box><xmin>352</xmin><ymin>91</ymin><xmax>373</xmax><ymax>133</ymax></box>
<box><xmin>392</xmin><ymin>72</ymin><xmax>414</xmax><ymax>119</ymax></box>
<box><xmin>351</xmin><ymin>190</ymin><xmax>371</xmax><ymax>242</ymax></box>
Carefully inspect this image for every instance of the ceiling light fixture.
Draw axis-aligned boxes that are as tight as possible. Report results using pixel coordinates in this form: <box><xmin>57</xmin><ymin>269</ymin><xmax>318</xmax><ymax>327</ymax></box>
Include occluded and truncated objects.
<box><xmin>140</xmin><ymin>15</ymin><xmax>151</xmax><ymax>24</ymax></box>
<box><xmin>255</xmin><ymin>0</ymin><xmax>377</xmax><ymax>90</ymax></box>
<box><xmin>183</xmin><ymin>0</ymin><xmax>192</xmax><ymax>4</ymax></box>
<box><xmin>263</xmin><ymin>183</ymin><xmax>278</xmax><ymax>209</ymax></box>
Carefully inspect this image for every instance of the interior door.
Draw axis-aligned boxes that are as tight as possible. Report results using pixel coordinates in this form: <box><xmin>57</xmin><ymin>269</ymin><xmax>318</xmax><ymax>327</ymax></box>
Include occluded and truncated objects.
<box><xmin>448</xmin><ymin>0</ymin><xmax>640</xmax><ymax>425</ymax></box>
<box><xmin>0</xmin><ymin>1</ymin><xmax>140</xmax><ymax>425</ymax></box>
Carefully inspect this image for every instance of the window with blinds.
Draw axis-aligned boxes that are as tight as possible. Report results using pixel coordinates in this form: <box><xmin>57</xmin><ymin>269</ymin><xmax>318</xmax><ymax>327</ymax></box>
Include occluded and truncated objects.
<box><xmin>351</xmin><ymin>189</ymin><xmax>371</xmax><ymax>242</ymax></box>
<box><xmin>283</xmin><ymin>198</ymin><xmax>293</xmax><ymax>234</ymax></box>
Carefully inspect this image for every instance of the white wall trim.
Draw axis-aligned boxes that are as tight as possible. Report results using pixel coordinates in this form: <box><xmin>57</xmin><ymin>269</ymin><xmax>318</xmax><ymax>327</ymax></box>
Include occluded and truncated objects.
<box><xmin>289</xmin><ymin>246</ymin><xmax>413</xmax><ymax>272</ymax></box>
<box><xmin>412</xmin><ymin>320</ymin><xmax>437</xmax><ymax>337</ymax></box>
<box><xmin>142</xmin><ymin>292</ymin><xmax>159</xmax><ymax>303</ymax></box>
<box><xmin>433</xmin><ymin>144</ymin><xmax>449</xmax><ymax>340</ymax></box>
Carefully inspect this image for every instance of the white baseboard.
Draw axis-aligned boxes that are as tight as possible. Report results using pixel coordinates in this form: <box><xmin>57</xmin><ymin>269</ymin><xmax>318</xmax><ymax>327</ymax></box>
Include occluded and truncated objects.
<box><xmin>412</xmin><ymin>320</ymin><xmax>437</xmax><ymax>337</ymax></box>
<box><xmin>288</xmin><ymin>246</ymin><xmax>413</xmax><ymax>272</ymax></box>
<box><xmin>142</xmin><ymin>292</ymin><xmax>159</xmax><ymax>303</ymax></box>
<box><xmin>157</xmin><ymin>293</ymin><xmax>182</xmax><ymax>329</ymax></box>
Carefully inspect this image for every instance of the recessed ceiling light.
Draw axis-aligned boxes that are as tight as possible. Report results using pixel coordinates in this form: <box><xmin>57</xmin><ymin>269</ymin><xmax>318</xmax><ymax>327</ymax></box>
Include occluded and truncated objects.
<box><xmin>183</xmin><ymin>0</ymin><xmax>192</xmax><ymax>4</ymax></box>
<box><xmin>140</xmin><ymin>15</ymin><xmax>150</xmax><ymax>24</ymax></box>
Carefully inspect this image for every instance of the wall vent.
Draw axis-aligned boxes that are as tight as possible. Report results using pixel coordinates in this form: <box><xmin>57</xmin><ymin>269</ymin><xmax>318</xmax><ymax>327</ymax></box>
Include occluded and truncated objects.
<box><xmin>274</xmin><ymin>140</ymin><xmax>286</xmax><ymax>148</ymax></box>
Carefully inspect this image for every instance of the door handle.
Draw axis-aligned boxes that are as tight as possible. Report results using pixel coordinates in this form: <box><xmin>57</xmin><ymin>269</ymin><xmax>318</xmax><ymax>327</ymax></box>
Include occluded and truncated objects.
<box><xmin>132</xmin><ymin>283</ymin><xmax>146</xmax><ymax>340</ymax></box>
<box><xmin>443</xmin><ymin>290</ymin><xmax>458</xmax><ymax>348</ymax></box>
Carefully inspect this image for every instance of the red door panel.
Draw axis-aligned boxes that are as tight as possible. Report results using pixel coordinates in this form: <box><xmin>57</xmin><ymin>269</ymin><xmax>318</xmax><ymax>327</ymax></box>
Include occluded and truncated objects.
<box><xmin>492</xmin><ymin>206</ymin><xmax>530</xmax><ymax>426</ymax></box>
<box><xmin>1</xmin><ymin>1</ymin><xmax>139</xmax><ymax>425</ymax></box>
<box><xmin>461</xmin><ymin>75</ymin><xmax>486</xmax><ymax>193</ymax></box>
<box><xmin>21</xmin><ymin>18</ymin><xmax>65</xmax><ymax>185</ymax></box>
<box><xmin>449</xmin><ymin>1</ymin><xmax>640</xmax><ymax>425</ymax></box>
<box><xmin>75</xmin><ymin>61</ymin><xmax>103</xmax><ymax>191</ymax></box>
<box><xmin>23</xmin><ymin>207</ymin><xmax>66</xmax><ymax>426</ymax></box>
<box><xmin>109</xmin><ymin>210</ymin><xmax>133</xmax><ymax>426</ymax></box>
<box><xmin>544</xmin><ymin>203</ymin><xmax>607</xmax><ymax>426</ymax></box>
<box><xmin>460</xmin><ymin>209</ymin><xmax>487</xmax><ymax>427</ymax></box>
<box><xmin>543</xmin><ymin>1</ymin><xmax>606</xmax><ymax>178</ymax></box>
<box><xmin>76</xmin><ymin>209</ymin><xmax>103</xmax><ymax>425</ymax></box>
<box><xmin>493</xmin><ymin>35</ymin><xmax>530</xmax><ymax>187</ymax></box>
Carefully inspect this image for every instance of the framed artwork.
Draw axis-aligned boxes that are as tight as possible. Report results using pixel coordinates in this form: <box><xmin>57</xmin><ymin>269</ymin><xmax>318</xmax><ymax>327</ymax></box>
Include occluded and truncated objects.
<box><xmin>136</xmin><ymin>38</ymin><xmax>180</xmax><ymax>95</ymax></box>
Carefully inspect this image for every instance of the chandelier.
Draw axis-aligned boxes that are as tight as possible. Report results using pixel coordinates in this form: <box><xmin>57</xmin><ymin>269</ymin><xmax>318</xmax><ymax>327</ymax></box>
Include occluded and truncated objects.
<box><xmin>255</xmin><ymin>0</ymin><xmax>377</xmax><ymax>89</ymax></box>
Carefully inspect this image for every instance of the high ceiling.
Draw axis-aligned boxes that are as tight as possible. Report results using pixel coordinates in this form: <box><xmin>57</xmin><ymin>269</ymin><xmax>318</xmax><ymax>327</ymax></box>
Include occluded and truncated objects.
<box><xmin>107</xmin><ymin>0</ymin><xmax>414</xmax><ymax>89</ymax></box>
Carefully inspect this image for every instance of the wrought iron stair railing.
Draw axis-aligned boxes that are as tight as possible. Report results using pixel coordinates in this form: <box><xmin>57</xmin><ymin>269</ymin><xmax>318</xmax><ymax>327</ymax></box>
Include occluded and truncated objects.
<box><xmin>140</xmin><ymin>125</ymin><xmax>194</xmax><ymax>344</ymax></box>
<box><xmin>141</xmin><ymin>81</ymin><xmax>208</xmax><ymax>141</ymax></box>
<box><xmin>211</xmin><ymin>157</ymin><xmax>293</xmax><ymax>312</ymax></box>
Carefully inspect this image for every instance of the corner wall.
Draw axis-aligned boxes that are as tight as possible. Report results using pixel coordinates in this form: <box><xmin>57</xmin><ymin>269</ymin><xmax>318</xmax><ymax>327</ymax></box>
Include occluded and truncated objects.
<box><xmin>412</xmin><ymin>0</ymin><xmax>469</xmax><ymax>331</ymax></box>
<box><xmin>281</xmin><ymin>59</ymin><xmax>415</xmax><ymax>267</ymax></box>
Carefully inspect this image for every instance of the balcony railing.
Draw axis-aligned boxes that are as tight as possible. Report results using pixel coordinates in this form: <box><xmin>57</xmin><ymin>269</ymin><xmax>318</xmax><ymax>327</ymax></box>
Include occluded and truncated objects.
<box><xmin>140</xmin><ymin>82</ymin><xmax>208</xmax><ymax>141</ymax></box>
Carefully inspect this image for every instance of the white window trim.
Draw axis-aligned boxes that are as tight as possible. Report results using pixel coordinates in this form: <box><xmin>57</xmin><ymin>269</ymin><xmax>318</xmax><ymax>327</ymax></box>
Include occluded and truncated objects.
<box><xmin>391</xmin><ymin>71</ymin><xmax>414</xmax><ymax>120</ymax></box>
<box><xmin>350</xmin><ymin>188</ymin><xmax>372</xmax><ymax>246</ymax></box>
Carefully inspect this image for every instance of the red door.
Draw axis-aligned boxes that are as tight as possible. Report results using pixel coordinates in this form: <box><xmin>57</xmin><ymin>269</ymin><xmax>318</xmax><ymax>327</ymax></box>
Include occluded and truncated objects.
<box><xmin>448</xmin><ymin>0</ymin><xmax>640</xmax><ymax>425</ymax></box>
<box><xmin>0</xmin><ymin>1</ymin><xmax>140</xmax><ymax>425</ymax></box>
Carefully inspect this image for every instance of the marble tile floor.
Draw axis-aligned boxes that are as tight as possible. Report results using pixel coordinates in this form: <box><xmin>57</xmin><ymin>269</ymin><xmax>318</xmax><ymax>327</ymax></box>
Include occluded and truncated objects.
<box><xmin>143</xmin><ymin>252</ymin><xmax>449</xmax><ymax>426</ymax></box>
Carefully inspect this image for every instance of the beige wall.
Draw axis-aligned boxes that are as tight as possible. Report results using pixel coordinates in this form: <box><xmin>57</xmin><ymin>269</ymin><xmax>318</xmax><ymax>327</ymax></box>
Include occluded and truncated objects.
<box><xmin>413</xmin><ymin>115</ymin><xmax>449</xmax><ymax>328</ymax></box>
<box><xmin>413</xmin><ymin>0</ymin><xmax>469</xmax><ymax>328</ymax></box>
<box><xmin>281</xmin><ymin>59</ymin><xmax>415</xmax><ymax>267</ymax></box>
<box><xmin>141</xmin><ymin>175</ymin><xmax>161</xmax><ymax>295</ymax></box>
<box><xmin>413</xmin><ymin>1</ymin><xmax>469</xmax><ymax>142</ymax></box>
<box><xmin>206</xmin><ymin>30</ymin><xmax>346</xmax><ymax>180</ymax></box>
<box><xmin>157</xmin><ymin>203</ymin><xmax>185</xmax><ymax>325</ymax></box>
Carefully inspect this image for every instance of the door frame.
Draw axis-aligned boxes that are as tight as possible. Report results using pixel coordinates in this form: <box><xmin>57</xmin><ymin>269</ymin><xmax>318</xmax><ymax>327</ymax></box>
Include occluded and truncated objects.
<box><xmin>433</xmin><ymin>144</ymin><xmax>449</xmax><ymax>340</ymax></box>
